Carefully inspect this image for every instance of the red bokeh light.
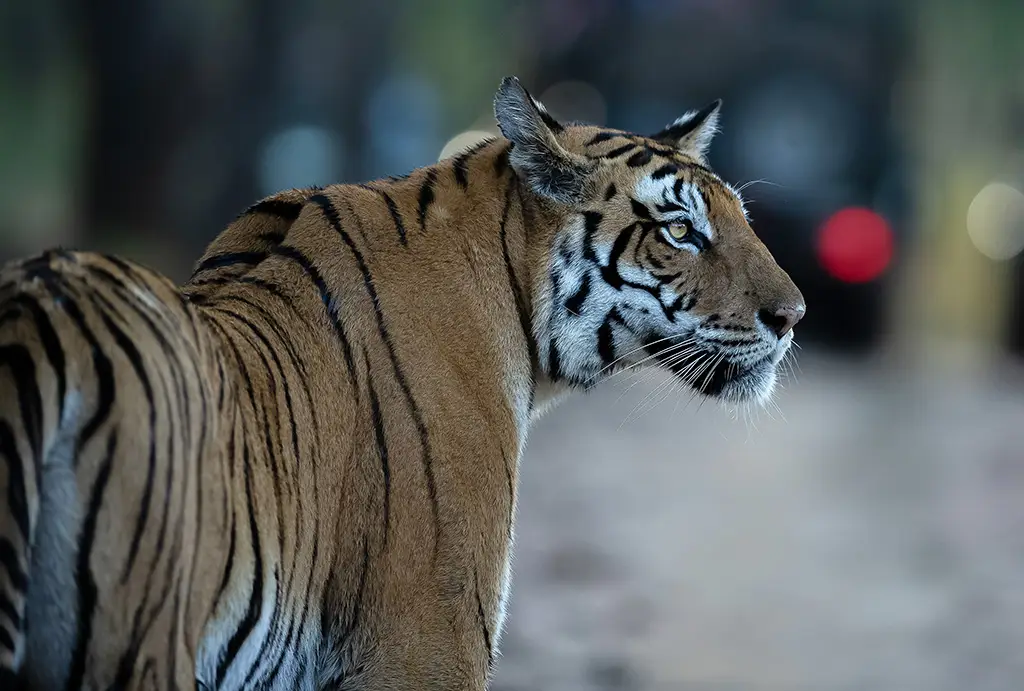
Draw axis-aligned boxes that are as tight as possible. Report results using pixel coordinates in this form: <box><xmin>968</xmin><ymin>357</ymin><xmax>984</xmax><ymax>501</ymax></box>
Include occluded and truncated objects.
<box><xmin>815</xmin><ymin>207</ymin><xmax>894</xmax><ymax>283</ymax></box>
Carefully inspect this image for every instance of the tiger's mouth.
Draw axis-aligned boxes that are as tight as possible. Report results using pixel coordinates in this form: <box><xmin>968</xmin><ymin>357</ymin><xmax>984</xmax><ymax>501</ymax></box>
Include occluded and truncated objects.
<box><xmin>643</xmin><ymin>337</ymin><xmax>778</xmax><ymax>403</ymax></box>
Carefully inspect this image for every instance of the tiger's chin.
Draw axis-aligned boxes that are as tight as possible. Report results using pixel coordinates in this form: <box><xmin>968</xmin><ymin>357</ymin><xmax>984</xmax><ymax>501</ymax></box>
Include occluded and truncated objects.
<box><xmin>700</xmin><ymin>357</ymin><xmax>779</xmax><ymax>406</ymax></box>
<box><xmin>655</xmin><ymin>342</ymin><xmax>790</xmax><ymax>407</ymax></box>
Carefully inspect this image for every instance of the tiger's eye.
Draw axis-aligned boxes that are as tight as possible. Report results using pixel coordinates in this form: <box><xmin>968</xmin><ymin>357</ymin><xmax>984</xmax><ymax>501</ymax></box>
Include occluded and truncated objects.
<box><xmin>668</xmin><ymin>223</ymin><xmax>689</xmax><ymax>239</ymax></box>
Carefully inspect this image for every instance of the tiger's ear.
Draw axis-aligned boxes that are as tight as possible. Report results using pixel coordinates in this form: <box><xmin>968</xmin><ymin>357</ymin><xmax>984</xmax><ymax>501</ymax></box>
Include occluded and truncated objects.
<box><xmin>649</xmin><ymin>99</ymin><xmax>722</xmax><ymax>161</ymax></box>
<box><xmin>494</xmin><ymin>76</ymin><xmax>594</xmax><ymax>204</ymax></box>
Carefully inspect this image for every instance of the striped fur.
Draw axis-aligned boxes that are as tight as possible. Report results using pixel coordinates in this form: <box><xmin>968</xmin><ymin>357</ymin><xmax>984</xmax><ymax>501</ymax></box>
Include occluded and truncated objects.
<box><xmin>0</xmin><ymin>77</ymin><xmax>802</xmax><ymax>690</ymax></box>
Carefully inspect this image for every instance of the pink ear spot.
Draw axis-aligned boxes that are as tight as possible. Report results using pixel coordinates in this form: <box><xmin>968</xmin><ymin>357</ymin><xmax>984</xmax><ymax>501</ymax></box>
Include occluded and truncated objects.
<box><xmin>815</xmin><ymin>207</ymin><xmax>894</xmax><ymax>284</ymax></box>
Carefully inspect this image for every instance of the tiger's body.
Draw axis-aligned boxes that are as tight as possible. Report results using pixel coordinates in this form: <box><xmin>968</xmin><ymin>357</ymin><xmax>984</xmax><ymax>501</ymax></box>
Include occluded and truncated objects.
<box><xmin>0</xmin><ymin>78</ymin><xmax>804</xmax><ymax>690</ymax></box>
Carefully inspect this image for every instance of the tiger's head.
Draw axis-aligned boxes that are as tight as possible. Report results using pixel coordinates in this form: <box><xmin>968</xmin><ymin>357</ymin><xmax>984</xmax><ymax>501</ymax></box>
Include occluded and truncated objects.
<box><xmin>495</xmin><ymin>77</ymin><xmax>805</xmax><ymax>407</ymax></box>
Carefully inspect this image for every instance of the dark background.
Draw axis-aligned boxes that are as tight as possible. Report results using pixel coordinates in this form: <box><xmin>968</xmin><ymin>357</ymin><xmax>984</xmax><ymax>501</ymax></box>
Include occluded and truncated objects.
<box><xmin>3</xmin><ymin>1</ymin><xmax>1024</xmax><ymax>689</ymax></box>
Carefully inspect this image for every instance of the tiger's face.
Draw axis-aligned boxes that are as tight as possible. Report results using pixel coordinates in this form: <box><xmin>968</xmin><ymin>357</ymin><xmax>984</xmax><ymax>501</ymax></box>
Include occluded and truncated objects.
<box><xmin>496</xmin><ymin>78</ymin><xmax>805</xmax><ymax>405</ymax></box>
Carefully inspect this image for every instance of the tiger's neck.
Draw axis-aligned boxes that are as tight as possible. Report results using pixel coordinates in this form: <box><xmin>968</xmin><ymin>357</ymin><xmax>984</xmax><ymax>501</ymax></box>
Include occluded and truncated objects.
<box><xmin>389</xmin><ymin>139</ymin><xmax>566</xmax><ymax>437</ymax></box>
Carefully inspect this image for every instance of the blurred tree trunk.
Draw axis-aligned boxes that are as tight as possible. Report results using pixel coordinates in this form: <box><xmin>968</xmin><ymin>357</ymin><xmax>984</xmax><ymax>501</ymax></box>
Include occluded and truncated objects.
<box><xmin>77</xmin><ymin>0</ymin><xmax>202</xmax><ymax>256</ymax></box>
<box><xmin>74</xmin><ymin>0</ymin><xmax>293</xmax><ymax>280</ymax></box>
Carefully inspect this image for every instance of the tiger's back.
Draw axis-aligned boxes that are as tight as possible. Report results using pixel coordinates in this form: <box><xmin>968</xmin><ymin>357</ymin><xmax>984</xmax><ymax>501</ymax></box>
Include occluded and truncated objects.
<box><xmin>0</xmin><ymin>77</ymin><xmax>804</xmax><ymax>690</ymax></box>
<box><xmin>0</xmin><ymin>143</ymin><xmax>528</xmax><ymax>689</ymax></box>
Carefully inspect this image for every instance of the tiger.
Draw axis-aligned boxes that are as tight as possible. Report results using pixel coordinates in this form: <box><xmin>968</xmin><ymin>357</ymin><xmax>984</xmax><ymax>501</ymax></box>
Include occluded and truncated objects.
<box><xmin>0</xmin><ymin>76</ymin><xmax>804</xmax><ymax>690</ymax></box>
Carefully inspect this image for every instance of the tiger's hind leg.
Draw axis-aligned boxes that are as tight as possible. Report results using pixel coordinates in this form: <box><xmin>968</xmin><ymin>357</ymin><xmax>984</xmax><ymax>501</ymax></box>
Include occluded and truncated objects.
<box><xmin>0</xmin><ymin>251</ymin><xmax>229</xmax><ymax>690</ymax></box>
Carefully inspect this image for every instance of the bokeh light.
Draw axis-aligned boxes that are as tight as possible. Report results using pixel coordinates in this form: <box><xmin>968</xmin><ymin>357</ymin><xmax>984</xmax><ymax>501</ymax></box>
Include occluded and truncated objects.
<box><xmin>815</xmin><ymin>207</ymin><xmax>894</xmax><ymax>283</ymax></box>
<box><xmin>538</xmin><ymin>81</ymin><xmax>607</xmax><ymax>126</ymax></box>
<box><xmin>365</xmin><ymin>75</ymin><xmax>441</xmax><ymax>177</ymax></box>
<box><xmin>966</xmin><ymin>182</ymin><xmax>1024</xmax><ymax>261</ymax></box>
<box><xmin>258</xmin><ymin>125</ymin><xmax>343</xmax><ymax>197</ymax></box>
<box><xmin>438</xmin><ymin>130</ymin><xmax>494</xmax><ymax>161</ymax></box>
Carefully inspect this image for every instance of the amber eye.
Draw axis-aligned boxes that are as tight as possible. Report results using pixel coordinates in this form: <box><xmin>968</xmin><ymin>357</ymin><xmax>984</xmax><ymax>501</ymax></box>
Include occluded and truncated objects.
<box><xmin>668</xmin><ymin>220</ymin><xmax>693</xmax><ymax>239</ymax></box>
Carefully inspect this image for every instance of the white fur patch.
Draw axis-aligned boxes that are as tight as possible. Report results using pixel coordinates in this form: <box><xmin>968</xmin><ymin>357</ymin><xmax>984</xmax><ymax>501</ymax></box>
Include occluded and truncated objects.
<box><xmin>22</xmin><ymin>391</ymin><xmax>83</xmax><ymax>687</ymax></box>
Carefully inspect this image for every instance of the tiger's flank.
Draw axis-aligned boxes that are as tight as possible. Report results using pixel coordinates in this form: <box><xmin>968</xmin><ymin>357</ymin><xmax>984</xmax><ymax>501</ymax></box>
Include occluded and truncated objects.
<box><xmin>0</xmin><ymin>77</ymin><xmax>803</xmax><ymax>690</ymax></box>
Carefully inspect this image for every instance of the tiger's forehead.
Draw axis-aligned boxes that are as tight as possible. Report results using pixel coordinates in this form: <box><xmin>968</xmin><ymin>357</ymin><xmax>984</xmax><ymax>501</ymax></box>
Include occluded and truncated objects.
<box><xmin>565</xmin><ymin>124</ymin><xmax>746</xmax><ymax>217</ymax></box>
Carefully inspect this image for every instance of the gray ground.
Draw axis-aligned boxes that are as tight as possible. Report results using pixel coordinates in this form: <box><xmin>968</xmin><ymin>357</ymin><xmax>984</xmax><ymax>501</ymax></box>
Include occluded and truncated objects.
<box><xmin>492</xmin><ymin>352</ymin><xmax>1024</xmax><ymax>691</ymax></box>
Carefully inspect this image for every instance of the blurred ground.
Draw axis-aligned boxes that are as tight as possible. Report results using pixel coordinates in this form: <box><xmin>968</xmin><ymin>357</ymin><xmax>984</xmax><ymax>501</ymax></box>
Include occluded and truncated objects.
<box><xmin>493</xmin><ymin>351</ymin><xmax>1024</xmax><ymax>691</ymax></box>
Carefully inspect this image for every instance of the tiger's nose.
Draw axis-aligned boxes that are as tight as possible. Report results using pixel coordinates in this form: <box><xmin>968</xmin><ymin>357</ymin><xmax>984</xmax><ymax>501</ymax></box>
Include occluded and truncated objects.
<box><xmin>758</xmin><ymin>303</ymin><xmax>806</xmax><ymax>338</ymax></box>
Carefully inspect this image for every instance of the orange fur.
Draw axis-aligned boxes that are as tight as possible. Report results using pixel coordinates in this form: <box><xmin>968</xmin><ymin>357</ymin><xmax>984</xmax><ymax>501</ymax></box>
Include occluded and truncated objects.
<box><xmin>0</xmin><ymin>77</ymin><xmax>802</xmax><ymax>690</ymax></box>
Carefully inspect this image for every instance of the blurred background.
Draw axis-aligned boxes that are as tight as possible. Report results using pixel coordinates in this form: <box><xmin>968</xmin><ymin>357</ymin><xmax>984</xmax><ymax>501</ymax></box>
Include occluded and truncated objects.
<box><xmin>3</xmin><ymin>0</ymin><xmax>1024</xmax><ymax>688</ymax></box>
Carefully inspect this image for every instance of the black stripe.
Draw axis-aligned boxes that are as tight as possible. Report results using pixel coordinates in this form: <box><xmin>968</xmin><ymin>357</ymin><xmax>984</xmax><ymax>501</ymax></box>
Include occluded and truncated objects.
<box><xmin>57</xmin><ymin>295</ymin><xmax>115</xmax><ymax>458</ymax></box>
<box><xmin>0</xmin><ymin>539</ymin><xmax>26</xmax><ymax>591</ymax></box>
<box><xmin>66</xmin><ymin>433</ymin><xmax>117</xmax><ymax>691</ymax></box>
<box><xmin>601</xmin><ymin>225</ymin><xmax>637</xmax><ymax>290</ymax></box>
<box><xmin>626</xmin><ymin>148</ymin><xmax>654</xmax><ymax>168</ymax></box>
<box><xmin>0</xmin><ymin>623</ymin><xmax>13</xmax><ymax>651</ymax></box>
<box><xmin>603</xmin><ymin>183</ymin><xmax>617</xmax><ymax>201</ymax></box>
<box><xmin>564</xmin><ymin>273</ymin><xmax>590</xmax><ymax>316</ymax></box>
<box><xmin>312</xmin><ymin>194</ymin><xmax>442</xmax><ymax>546</ymax></box>
<box><xmin>270</xmin><ymin>245</ymin><xmax>359</xmax><ymax>393</ymax></box>
<box><xmin>664</xmin><ymin>293</ymin><xmax>692</xmax><ymax>319</ymax></box>
<box><xmin>582</xmin><ymin>211</ymin><xmax>602</xmax><ymax>263</ymax></box>
<box><xmin>12</xmin><ymin>295</ymin><xmax>66</xmax><ymax>422</ymax></box>
<box><xmin>0</xmin><ymin>346</ymin><xmax>42</xmax><ymax>490</ymax></box>
<box><xmin>215</xmin><ymin>444</ymin><xmax>264</xmax><ymax>686</ymax></box>
<box><xmin>538</xmin><ymin>107</ymin><xmax>564</xmax><ymax>133</ymax></box>
<box><xmin>587</xmin><ymin>131</ymin><xmax>620</xmax><ymax>146</ymax></box>
<box><xmin>644</xmin><ymin>245</ymin><xmax>666</xmax><ymax>271</ymax></box>
<box><xmin>597</xmin><ymin>309</ymin><xmax>619</xmax><ymax>364</ymax></box>
<box><xmin>652</xmin><ymin>100</ymin><xmax>720</xmax><ymax>142</ymax></box>
<box><xmin>547</xmin><ymin>259</ymin><xmax>563</xmax><ymax>382</ymax></box>
<box><xmin>451</xmin><ymin>142</ymin><xmax>486</xmax><ymax>189</ymax></box>
<box><xmin>367</xmin><ymin>364</ymin><xmax>391</xmax><ymax>549</ymax></box>
<box><xmin>499</xmin><ymin>182</ymin><xmax>539</xmax><ymax>377</ymax></box>
<box><xmin>475</xmin><ymin>570</ymin><xmax>494</xmax><ymax>666</ymax></box>
<box><xmin>192</xmin><ymin>251</ymin><xmax>267</xmax><ymax>277</ymax></box>
<box><xmin>547</xmin><ymin>336</ymin><xmax>562</xmax><ymax>380</ymax></box>
<box><xmin>0</xmin><ymin>592</ymin><xmax>19</xmax><ymax>631</ymax></box>
<box><xmin>673</xmin><ymin>176</ymin><xmax>686</xmax><ymax>203</ymax></box>
<box><xmin>259</xmin><ymin>231</ymin><xmax>287</xmax><ymax>244</ymax></box>
<box><xmin>504</xmin><ymin>450</ymin><xmax>515</xmax><ymax>542</ymax></box>
<box><xmin>240</xmin><ymin>198</ymin><xmax>304</xmax><ymax>220</ymax></box>
<box><xmin>381</xmin><ymin>191</ymin><xmax>407</xmax><ymax>246</ymax></box>
<box><xmin>494</xmin><ymin>144</ymin><xmax>511</xmax><ymax>177</ymax></box>
<box><xmin>418</xmin><ymin>170</ymin><xmax>437</xmax><ymax>231</ymax></box>
<box><xmin>603</xmin><ymin>143</ymin><xmax>635</xmax><ymax>159</ymax></box>
<box><xmin>704</xmin><ymin>335</ymin><xmax>759</xmax><ymax>348</ymax></box>
<box><xmin>630</xmin><ymin>199</ymin><xmax>653</xmax><ymax>221</ymax></box>
<box><xmin>651</xmin><ymin>163</ymin><xmax>679</xmax><ymax>179</ymax></box>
